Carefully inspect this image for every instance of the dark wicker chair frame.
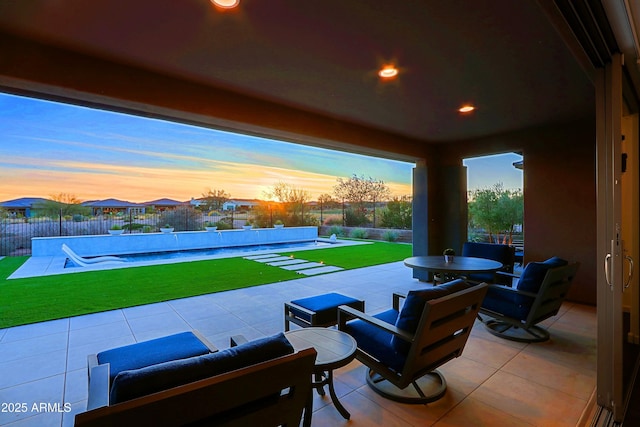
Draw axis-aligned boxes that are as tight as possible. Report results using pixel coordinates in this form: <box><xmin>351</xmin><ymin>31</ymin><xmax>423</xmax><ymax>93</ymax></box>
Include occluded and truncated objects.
<box><xmin>338</xmin><ymin>283</ymin><xmax>488</xmax><ymax>404</ymax></box>
<box><xmin>479</xmin><ymin>262</ymin><xmax>580</xmax><ymax>342</ymax></box>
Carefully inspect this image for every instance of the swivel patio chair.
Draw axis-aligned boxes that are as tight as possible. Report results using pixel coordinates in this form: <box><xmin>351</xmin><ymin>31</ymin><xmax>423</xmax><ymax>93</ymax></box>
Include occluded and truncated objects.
<box><xmin>478</xmin><ymin>257</ymin><xmax>579</xmax><ymax>342</ymax></box>
<box><xmin>338</xmin><ymin>279</ymin><xmax>487</xmax><ymax>403</ymax></box>
<box><xmin>461</xmin><ymin>241</ymin><xmax>516</xmax><ymax>286</ymax></box>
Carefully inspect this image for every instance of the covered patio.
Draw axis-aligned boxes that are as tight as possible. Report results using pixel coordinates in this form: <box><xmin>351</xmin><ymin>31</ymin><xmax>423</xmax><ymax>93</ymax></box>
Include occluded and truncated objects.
<box><xmin>0</xmin><ymin>261</ymin><xmax>595</xmax><ymax>427</ymax></box>
<box><xmin>1</xmin><ymin>0</ymin><xmax>636</xmax><ymax>424</ymax></box>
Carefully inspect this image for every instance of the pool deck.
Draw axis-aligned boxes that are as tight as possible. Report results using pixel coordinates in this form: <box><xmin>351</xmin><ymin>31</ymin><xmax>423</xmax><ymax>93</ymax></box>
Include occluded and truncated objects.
<box><xmin>8</xmin><ymin>238</ymin><xmax>367</xmax><ymax>279</ymax></box>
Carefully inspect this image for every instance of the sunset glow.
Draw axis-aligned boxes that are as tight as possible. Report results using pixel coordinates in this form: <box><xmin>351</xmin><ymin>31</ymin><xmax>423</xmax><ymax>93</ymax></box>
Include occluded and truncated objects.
<box><xmin>0</xmin><ymin>94</ymin><xmax>414</xmax><ymax>203</ymax></box>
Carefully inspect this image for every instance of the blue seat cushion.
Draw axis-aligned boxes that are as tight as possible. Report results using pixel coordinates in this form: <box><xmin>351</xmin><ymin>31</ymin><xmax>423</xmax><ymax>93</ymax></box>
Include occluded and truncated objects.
<box><xmin>97</xmin><ymin>331</ymin><xmax>212</xmax><ymax>383</ymax></box>
<box><xmin>482</xmin><ymin>286</ymin><xmax>533</xmax><ymax>320</ymax></box>
<box><xmin>109</xmin><ymin>332</ymin><xmax>294</xmax><ymax>404</ymax></box>
<box><xmin>483</xmin><ymin>257</ymin><xmax>569</xmax><ymax>320</ymax></box>
<box><xmin>289</xmin><ymin>292</ymin><xmax>363</xmax><ymax>325</ymax></box>
<box><xmin>516</xmin><ymin>257</ymin><xmax>568</xmax><ymax>293</ymax></box>
<box><xmin>343</xmin><ymin>309</ymin><xmax>406</xmax><ymax>372</ymax></box>
<box><xmin>391</xmin><ymin>279</ymin><xmax>470</xmax><ymax>354</ymax></box>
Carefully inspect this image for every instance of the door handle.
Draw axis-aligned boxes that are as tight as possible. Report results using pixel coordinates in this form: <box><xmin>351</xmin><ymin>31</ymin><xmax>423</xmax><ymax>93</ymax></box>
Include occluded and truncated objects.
<box><xmin>624</xmin><ymin>256</ymin><xmax>634</xmax><ymax>289</ymax></box>
<box><xmin>605</xmin><ymin>253</ymin><xmax>612</xmax><ymax>289</ymax></box>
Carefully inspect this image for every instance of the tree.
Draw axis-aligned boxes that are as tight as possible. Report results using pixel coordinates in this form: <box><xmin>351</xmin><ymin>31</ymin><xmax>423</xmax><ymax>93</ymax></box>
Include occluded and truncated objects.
<box><xmin>380</xmin><ymin>196</ymin><xmax>412</xmax><ymax>229</ymax></box>
<box><xmin>317</xmin><ymin>193</ymin><xmax>335</xmax><ymax>225</ymax></box>
<box><xmin>263</xmin><ymin>182</ymin><xmax>314</xmax><ymax>226</ymax></box>
<box><xmin>200</xmin><ymin>188</ymin><xmax>230</xmax><ymax>212</ymax></box>
<box><xmin>333</xmin><ymin>174</ymin><xmax>390</xmax><ymax>226</ymax></box>
<box><xmin>34</xmin><ymin>193</ymin><xmax>90</xmax><ymax>218</ymax></box>
<box><xmin>468</xmin><ymin>183</ymin><xmax>523</xmax><ymax>243</ymax></box>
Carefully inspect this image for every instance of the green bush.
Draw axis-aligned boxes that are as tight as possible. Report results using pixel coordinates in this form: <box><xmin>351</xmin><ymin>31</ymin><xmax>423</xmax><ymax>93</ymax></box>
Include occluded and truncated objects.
<box><xmin>349</xmin><ymin>228</ymin><xmax>368</xmax><ymax>239</ymax></box>
<box><xmin>381</xmin><ymin>230</ymin><xmax>399</xmax><ymax>242</ymax></box>
<box><xmin>328</xmin><ymin>225</ymin><xmax>345</xmax><ymax>236</ymax></box>
<box><xmin>345</xmin><ymin>208</ymin><xmax>369</xmax><ymax>227</ymax></box>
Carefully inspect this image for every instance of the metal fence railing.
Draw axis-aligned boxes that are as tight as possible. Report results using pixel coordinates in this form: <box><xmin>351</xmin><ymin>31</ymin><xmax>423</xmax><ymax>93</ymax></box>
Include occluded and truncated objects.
<box><xmin>0</xmin><ymin>212</ymin><xmax>251</xmax><ymax>256</ymax></box>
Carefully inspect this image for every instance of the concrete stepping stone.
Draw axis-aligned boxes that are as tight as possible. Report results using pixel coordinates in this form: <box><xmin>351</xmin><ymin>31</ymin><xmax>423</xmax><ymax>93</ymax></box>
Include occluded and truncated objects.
<box><xmin>297</xmin><ymin>266</ymin><xmax>344</xmax><ymax>275</ymax></box>
<box><xmin>279</xmin><ymin>262</ymin><xmax>325</xmax><ymax>270</ymax></box>
<box><xmin>243</xmin><ymin>254</ymin><xmax>282</xmax><ymax>260</ymax></box>
<box><xmin>267</xmin><ymin>259</ymin><xmax>308</xmax><ymax>266</ymax></box>
<box><xmin>250</xmin><ymin>256</ymin><xmax>293</xmax><ymax>263</ymax></box>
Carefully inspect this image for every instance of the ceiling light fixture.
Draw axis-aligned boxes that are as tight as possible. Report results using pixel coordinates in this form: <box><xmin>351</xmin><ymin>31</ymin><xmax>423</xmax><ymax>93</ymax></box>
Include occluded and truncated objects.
<box><xmin>458</xmin><ymin>105</ymin><xmax>475</xmax><ymax>113</ymax></box>
<box><xmin>378</xmin><ymin>65</ymin><xmax>399</xmax><ymax>79</ymax></box>
<box><xmin>211</xmin><ymin>0</ymin><xmax>239</xmax><ymax>9</ymax></box>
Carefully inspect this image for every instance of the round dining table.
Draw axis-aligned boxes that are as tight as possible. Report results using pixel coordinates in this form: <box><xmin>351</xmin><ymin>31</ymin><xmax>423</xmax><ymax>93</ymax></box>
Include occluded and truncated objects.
<box><xmin>404</xmin><ymin>255</ymin><xmax>503</xmax><ymax>277</ymax></box>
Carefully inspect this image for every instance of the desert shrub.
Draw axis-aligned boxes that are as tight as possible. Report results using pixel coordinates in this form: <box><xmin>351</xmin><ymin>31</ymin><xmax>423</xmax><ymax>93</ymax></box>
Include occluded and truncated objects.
<box><xmin>214</xmin><ymin>218</ymin><xmax>233</xmax><ymax>230</ymax></box>
<box><xmin>381</xmin><ymin>230</ymin><xmax>399</xmax><ymax>242</ymax></box>
<box><xmin>345</xmin><ymin>208</ymin><xmax>369</xmax><ymax>227</ymax></box>
<box><xmin>380</xmin><ymin>197</ymin><xmax>412</xmax><ymax>229</ymax></box>
<box><xmin>327</xmin><ymin>225</ymin><xmax>345</xmax><ymax>236</ymax></box>
<box><xmin>349</xmin><ymin>228</ymin><xmax>369</xmax><ymax>239</ymax></box>
<box><xmin>324</xmin><ymin>217</ymin><xmax>343</xmax><ymax>226</ymax></box>
<box><xmin>159</xmin><ymin>206</ymin><xmax>203</xmax><ymax>231</ymax></box>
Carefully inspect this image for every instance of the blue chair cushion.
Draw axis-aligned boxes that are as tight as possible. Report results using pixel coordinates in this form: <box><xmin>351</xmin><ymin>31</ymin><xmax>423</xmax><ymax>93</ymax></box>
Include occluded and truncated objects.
<box><xmin>516</xmin><ymin>257</ymin><xmax>568</xmax><ymax>293</ymax></box>
<box><xmin>289</xmin><ymin>292</ymin><xmax>363</xmax><ymax>325</ymax></box>
<box><xmin>483</xmin><ymin>257</ymin><xmax>569</xmax><ymax>320</ymax></box>
<box><xmin>109</xmin><ymin>332</ymin><xmax>294</xmax><ymax>404</ymax></box>
<box><xmin>482</xmin><ymin>286</ymin><xmax>533</xmax><ymax>320</ymax></box>
<box><xmin>391</xmin><ymin>279</ymin><xmax>470</xmax><ymax>354</ymax></box>
<box><xmin>343</xmin><ymin>309</ymin><xmax>406</xmax><ymax>372</ymax></box>
<box><xmin>462</xmin><ymin>242</ymin><xmax>514</xmax><ymax>283</ymax></box>
<box><xmin>97</xmin><ymin>331</ymin><xmax>212</xmax><ymax>383</ymax></box>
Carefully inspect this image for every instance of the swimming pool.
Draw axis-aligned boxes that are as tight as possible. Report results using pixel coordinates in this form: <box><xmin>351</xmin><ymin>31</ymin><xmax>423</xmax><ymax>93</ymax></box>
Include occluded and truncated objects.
<box><xmin>64</xmin><ymin>240</ymin><xmax>331</xmax><ymax>268</ymax></box>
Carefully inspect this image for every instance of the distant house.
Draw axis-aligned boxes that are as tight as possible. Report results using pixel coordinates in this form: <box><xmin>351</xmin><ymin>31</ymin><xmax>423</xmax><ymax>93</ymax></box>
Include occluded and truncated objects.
<box><xmin>82</xmin><ymin>199</ymin><xmax>146</xmax><ymax>216</ymax></box>
<box><xmin>0</xmin><ymin>197</ymin><xmax>49</xmax><ymax>217</ymax></box>
<box><xmin>143</xmin><ymin>198</ymin><xmax>188</xmax><ymax>212</ymax></box>
<box><xmin>222</xmin><ymin>199</ymin><xmax>261</xmax><ymax>211</ymax></box>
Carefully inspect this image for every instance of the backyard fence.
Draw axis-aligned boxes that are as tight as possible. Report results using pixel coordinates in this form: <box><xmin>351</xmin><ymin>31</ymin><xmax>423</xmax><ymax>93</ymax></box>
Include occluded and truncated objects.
<box><xmin>0</xmin><ymin>211</ymin><xmax>252</xmax><ymax>256</ymax></box>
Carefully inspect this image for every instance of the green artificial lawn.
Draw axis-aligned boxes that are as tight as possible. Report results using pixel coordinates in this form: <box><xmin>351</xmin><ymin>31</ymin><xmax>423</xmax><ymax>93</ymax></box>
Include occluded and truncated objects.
<box><xmin>0</xmin><ymin>241</ymin><xmax>411</xmax><ymax>328</ymax></box>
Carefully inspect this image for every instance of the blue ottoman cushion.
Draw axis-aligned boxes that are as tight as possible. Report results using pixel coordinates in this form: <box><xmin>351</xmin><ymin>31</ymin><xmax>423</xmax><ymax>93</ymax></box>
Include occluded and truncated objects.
<box><xmin>110</xmin><ymin>332</ymin><xmax>294</xmax><ymax>404</ymax></box>
<box><xmin>97</xmin><ymin>331</ymin><xmax>212</xmax><ymax>383</ymax></box>
<box><xmin>289</xmin><ymin>292</ymin><xmax>363</xmax><ymax>325</ymax></box>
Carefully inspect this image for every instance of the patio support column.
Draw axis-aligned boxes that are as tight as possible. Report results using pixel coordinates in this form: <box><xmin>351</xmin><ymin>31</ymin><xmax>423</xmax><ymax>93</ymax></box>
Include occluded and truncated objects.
<box><xmin>412</xmin><ymin>160</ymin><xmax>429</xmax><ymax>281</ymax></box>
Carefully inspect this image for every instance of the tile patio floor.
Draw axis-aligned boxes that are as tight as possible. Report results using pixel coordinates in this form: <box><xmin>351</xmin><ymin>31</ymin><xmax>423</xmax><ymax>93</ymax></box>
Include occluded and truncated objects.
<box><xmin>0</xmin><ymin>261</ymin><xmax>596</xmax><ymax>426</ymax></box>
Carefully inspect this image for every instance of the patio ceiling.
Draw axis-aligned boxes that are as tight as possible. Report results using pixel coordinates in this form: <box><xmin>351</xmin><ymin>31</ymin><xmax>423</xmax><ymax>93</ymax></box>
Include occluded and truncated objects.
<box><xmin>0</xmin><ymin>0</ymin><xmax>638</xmax><ymax>149</ymax></box>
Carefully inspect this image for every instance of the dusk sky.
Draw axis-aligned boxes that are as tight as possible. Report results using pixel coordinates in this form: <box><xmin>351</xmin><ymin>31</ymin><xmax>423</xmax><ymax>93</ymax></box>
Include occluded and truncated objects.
<box><xmin>0</xmin><ymin>93</ymin><xmax>521</xmax><ymax>203</ymax></box>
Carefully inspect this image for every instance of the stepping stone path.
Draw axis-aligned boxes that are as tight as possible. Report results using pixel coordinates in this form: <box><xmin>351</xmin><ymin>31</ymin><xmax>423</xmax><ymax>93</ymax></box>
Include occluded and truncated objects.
<box><xmin>243</xmin><ymin>253</ymin><xmax>344</xmax><ymax>276</ymax></box>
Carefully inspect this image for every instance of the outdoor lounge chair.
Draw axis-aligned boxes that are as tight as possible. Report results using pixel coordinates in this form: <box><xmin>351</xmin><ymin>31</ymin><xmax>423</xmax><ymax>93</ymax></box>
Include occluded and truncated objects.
<box><xmin>461</xmin><ymin>241</ymin><xmax>515</xmax><ymax>285</ymax></box>
<box><xmin>338</xmin><ymin>280</ymin><xmax>488</xmax><ymax>403</ymax></box>
<box><xmin>76</xmin><ymin>331</ymin><xmax>316</xmax><ymax>427</ymax></box>
<box><xmin>478</xmin><ymin>257</ymin><xmax>579</xmax><ymax>342</ymax></box>
<box><xmin>62</xmin><ymin>243</ymin><xmax>125</xmax><ymax>267</ymax></box>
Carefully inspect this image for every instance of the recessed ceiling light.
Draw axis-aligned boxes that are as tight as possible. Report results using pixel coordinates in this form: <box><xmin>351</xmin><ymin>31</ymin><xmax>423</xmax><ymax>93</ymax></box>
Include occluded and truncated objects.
<box><xmin>458</xmin><ymin>105</ymin><xmax>475</xmax><ymax>113</ymax></box>
<box><xmin>211</xmin><ymin>0</ymin><xmax>239</xmax><ymax>8</ymax></box>
<box><xmin>378</xmin><ymin>65</ymin><xmax>399</xmax><ymax>79</ymax></box>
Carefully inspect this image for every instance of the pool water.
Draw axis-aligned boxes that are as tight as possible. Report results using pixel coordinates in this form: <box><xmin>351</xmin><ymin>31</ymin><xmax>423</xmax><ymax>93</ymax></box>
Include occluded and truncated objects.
<box><xmin>65</xmin><ymin>240</ymin><xmax>330</xmax><ymax>268</ymax></box>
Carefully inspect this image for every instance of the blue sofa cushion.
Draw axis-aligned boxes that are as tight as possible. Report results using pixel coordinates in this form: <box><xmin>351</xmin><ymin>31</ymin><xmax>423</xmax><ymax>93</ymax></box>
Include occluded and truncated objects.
<box><xmin>289</xmin><ymin>292</ymin><xmax>362</xmax><ymax>325</ymax></box>
<box><xmin>343</xmin><ymin>309</ymin><xmax>406</xmax><ymax>372</ymax></box>
<box><xmin>516</xmin><ymin>257</ymin><xmax>568</xmax><ymax>293</ymax></box>
<box><xmin>391</xmin><ymin>279</ymin><xmax>470</xmax><ymax>354</ymax></box>
<box><xmin>97</xmin><ymin>331</ymin><xmax>212</xmax><ymax>383</ymax></box>
<box><xmin>109</xmin><ymin>332</ymin><xmax>294</xmax><ymax>404</ymax></box>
